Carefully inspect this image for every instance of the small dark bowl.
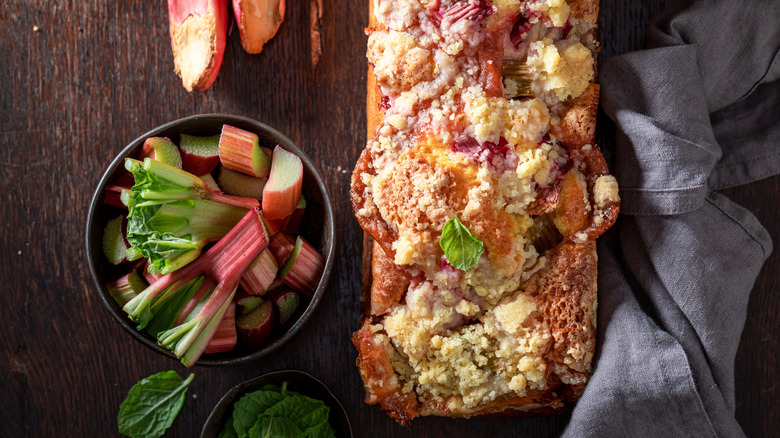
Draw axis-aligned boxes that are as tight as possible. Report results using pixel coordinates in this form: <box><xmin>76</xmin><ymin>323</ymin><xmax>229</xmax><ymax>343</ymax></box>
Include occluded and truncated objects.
<box><xmin>200</xmin><ymin>370</ymin><xmax>353</xmax><ymax>438</ymax></box>
<box><xmin>86</xmin><ymin>114</ymin><xmax>335</xmax><ymax>366</ymax></box>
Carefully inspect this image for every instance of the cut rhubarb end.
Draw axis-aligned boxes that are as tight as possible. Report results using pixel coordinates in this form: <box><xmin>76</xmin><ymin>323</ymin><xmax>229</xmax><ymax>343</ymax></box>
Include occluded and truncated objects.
<box><xmin>266</xmin><ymin>288</ymin><xmax>300</xmax><ymax>325</ymax></box>
<box><xmin>104</xmin><ymin>185</ymin><xmax>131</xmax><ymax>209</ymax></box>
<box><xmin>240</xmin><ymin>249</ymin><xmax>279</xmax><ymax>295</ymax></box>
<box><xmin>261</xmin><ymin>145</ymin><xmax>303</xmax><ymax>219</ymax></box>
<box><xmin>269</xmin><ymin>232</ymin><xmax>296</xmax><ymax>266</ymax></box>
<box><xmin>107</xmin><ymin>271</ymin><xmax>149</xmax><ymax>307</ymax></box>
<box><xmin>139</xmin><ymin>137</ymin><xmax>183</xmax><ymax>168</ymax></box>
<box><xmin>280</xmin><ymin>236</ymin><xmax>324</xmax><ymax>295</ymax></box>
<box><xmin>200</xmin><ymin>173</ymin><xmax>222</xmax><ymax>193</ymax></box>
<box><xmin>219</xmin><ymin>124</ymin><xmax>271</xmax><ymax>178</ymax></box>
<box><xmin>169</xmin><ymin>0</ymin><xmax>228</xmax><ymax>92</ymax></box>
<box><xmin>102</xmin><ymin>215</ymin><xmax>129</xmax><ymax>265</ymax></box>
<box><xmin>180</xmin><ymin>134</ymin><xmax>221</xmax><ymax>175</ymax></box>
<box><xmin>236</xmin><ymin>294</ymin><xmax>265</xmax><ymax>316</ymax></box>
<box><xmin>236</xmin><ymin>300</ymin><xmax>275</xmax><ymax>349</ymax></box>
<box><xmin>218</xmin><ymin>166</ymin><xmax>267</xmax><ymax>199</ymax></box>
<box><xmin>233</xmin><ymin>0</ymin><xmax>286</xmax><ymax>54</ymax></box>
<box><xmin>204</xmin><ymin>301</ymin><xmax>237</xmax><ymax>354</ymax></box>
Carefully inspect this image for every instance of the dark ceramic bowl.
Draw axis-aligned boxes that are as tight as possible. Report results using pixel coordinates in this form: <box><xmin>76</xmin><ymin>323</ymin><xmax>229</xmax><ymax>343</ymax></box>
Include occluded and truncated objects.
<box><xmin>200</xmin><ymin>370</ymin><xmax>353</xmax><ymax>438</ymax></box>
<box><xmin>86</xmin><ymin>114</ymin><xmax>335</xmax><ymax>366</ymax></box>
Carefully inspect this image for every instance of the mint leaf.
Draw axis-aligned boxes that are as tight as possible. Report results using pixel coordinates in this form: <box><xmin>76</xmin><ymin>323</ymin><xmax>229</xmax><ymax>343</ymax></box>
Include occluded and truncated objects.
<box><xmin>117</xmin><ymin>371</ymin><xmax>194</xmax><ymax>438</ymax></box>
<box><xmin>232</xmin><ymin>389</ymin><xmax>286</xmax><ymax>438</ymax></box>
<box><xmin>219</xmin><ymin>418</ymin><xmax>239</xmax><ymax>438</ymax></box>
<box><xmin>439</xmin><ymin>216</ymin><xmax>484</xmax><ymax>271</ymax></box>
<box><xmin>305</xmin><ymin>423</ymin><xmax>336</xmax><ymax>438</ymax></box>
<box><xmin>226</xmin><ymin>384</ymin><xmax>334</xmax><ymax>438</ymax></box>
<box><xmin>263</xmin><ymin>394</ymin><xmax>329</xmax><ymax>431</ymax></box>
<box><xmin>248</xmin><ymin>415</ymin><xmax>303</xmax><ymax>438</ymax></box>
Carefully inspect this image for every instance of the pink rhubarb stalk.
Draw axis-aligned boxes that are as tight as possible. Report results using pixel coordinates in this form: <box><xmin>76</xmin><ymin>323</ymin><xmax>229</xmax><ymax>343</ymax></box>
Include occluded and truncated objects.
<box><xmin>239</xmin><ymin>249</ymin><xmax>278</xmax><ymax>295</ymax></box>
<box><xmin>123</xmin><ymin>208</ymin><xmax>268</xmax><ymax>366</ymax></box>
<box><xmin>232</xmin><ymin>0</ymin><xmax>286</xmax><ymax>54</ymax></box>
<box><xmin>107</xmin><ymin>271</ymin><xmax>149</xmax><ymax>307</ymax></box>
<box><xmin>104</xmin><ymin>185</ymin><xmax>131</xmax><ymax>209</ymax></box>
<box><xmin>261</xmin><ymin>145</ymin><xmax>303</xmax><ymax>219</ymax></box>
<box><xmin>269</xmin><ymin>232</ymin><xmax>296</xmax><ymax>265</ymax></box>
<box><xmin>219</xmin><ymin>124</ymin><xmax>271</xmax><ymax>178</ymax></box>
<box><xmin>280</xmin><ymin>236</ymin><xmax>324</xmax><ymax>295</ymax></box>
<box><xmin>203</xmin><ymin>302</ymin><xmax>237</xmax><ymax>354</ymax></box>
<box><xmin>168</xmin><ymin>0</ymin><xmax>229</xmax><ymax>92</ymax></box>
<box><xmin>139</xmin><ymin>137</ymin><xmax>183</xmax><ymax>168</ymax></box>
<box><xmin>179</xmin><ymin>134</ymin><xmax>221</xmax><ymax>175</ymax></box>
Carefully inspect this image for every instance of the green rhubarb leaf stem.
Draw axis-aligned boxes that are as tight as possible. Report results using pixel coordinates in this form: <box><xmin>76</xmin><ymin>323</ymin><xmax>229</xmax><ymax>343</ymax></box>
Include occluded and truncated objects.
<box><xmin>124</xmin><ymin>156</ymin><xmax>259</xmax><ymax>274</ymax></box>
<box><xmin>134</xmin><ymin>208</ymin><xmax>268</xmax><ymax>366</ymax></box>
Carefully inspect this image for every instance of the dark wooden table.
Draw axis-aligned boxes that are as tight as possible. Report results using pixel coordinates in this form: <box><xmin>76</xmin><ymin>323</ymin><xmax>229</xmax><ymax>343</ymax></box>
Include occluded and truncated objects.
<box><xmin>2</xmin><ymin>0</ymin><xmax>777</xmax><ymax>436</ymax></box>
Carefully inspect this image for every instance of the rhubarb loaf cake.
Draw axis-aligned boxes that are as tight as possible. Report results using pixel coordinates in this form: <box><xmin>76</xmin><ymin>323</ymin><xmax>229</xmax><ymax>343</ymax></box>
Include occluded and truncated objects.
<box><xmin>350</xmin><ymin>0</ymin><xmax>619</xmax><ymax>424</ymax></box>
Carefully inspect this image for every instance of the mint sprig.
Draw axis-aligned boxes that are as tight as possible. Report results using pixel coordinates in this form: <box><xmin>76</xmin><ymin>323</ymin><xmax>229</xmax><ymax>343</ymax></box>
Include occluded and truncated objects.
<box><xmin>223</xmin><ymin>383</ymin><xmax>334</xmax><ymax>438</ymax></box>
<box><xmin>439</xmin><ymin>216</ymin><xmax>484</xmax><ymax>271</ymax></box>
<box><xmin>117</xmin><ymin>370</ymin><xmax>194</xmax><ymax>438</ymax></box>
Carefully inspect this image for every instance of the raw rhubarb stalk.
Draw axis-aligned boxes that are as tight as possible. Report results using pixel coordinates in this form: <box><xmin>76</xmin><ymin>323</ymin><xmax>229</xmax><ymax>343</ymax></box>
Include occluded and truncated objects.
<box><xmin>279</xmin><ymin>236</ymin><xmax>324</xmax><ymax>295</ymax></box>
<box><xmin>203</xmin><ymin>302</ymin><xmax>237</xmax><ymax>353</ymax></box>
<box><xmin>139</xmin><ymin>137</ymin><xmax>183</xmax><ymax>168</ymax></box>
<box><xmin>236</xmin><ymin>294</ymin><xmax>265</xmax><ymax>316</ymax></box>
<box><xmin>180</xmin><ymin>134</ymin><xmax>221</xmax><ymax>175</ymax></box>
<box><xmin>236</xmin><ymin>299</ymin><xmax>275</xmax><ymax>349</ymax></box>
<box><xmin>232</xmin><ymin>0</ymin><xmax>286</xmax><ymax>54</ymax></box>
<box><xmin>143</xmin><ymin>259</ymin><xmax>164</xmax><ymax>284</ymax></box>
<box><xmin>219</xmin><ymin>125</ymin><xmax>271</xmax><ymax>178</ymax></box>
<box><xmin>262</xmin><ymin>213</ymin><xmax>284</xmax><ymax>238</ymax></box>
<box><xmin>124</xmin><ymin>208</ymin><xmax>269</xmax><ymax>366</ymax></box>
<box><xmin>269</xmin><ymin>232</ymin><xmax>295</xmax><ymax>265</ymax></box>
<box><xmin>145</xmin><ymin>277</ymin><xmax>207</xmax><ymax>338</ymax></box>
<box><xmin>218</xmin><ymin>166</ymin><xmax>267</xmax><ymax>199</ymax></box>
<box><xmin>262</xmin><ymin>146</ymin><xmax>303</xmax><ymax>219</ymax></box>
<box><xmin>168</xmin><ymin>0</ymin><xmax>228</xmax><ymax>92</ymax></box>
<box><xmin>200</xmin><ymin>173</ymin><xmax>222</xmax><ymax>193</ymax></box>
<box><xmin>267</xmin><ymin>288</ymin><xmax>300</xmax><ymax>325</ymax></box>
<box><xmin>239</xmin><ymin>249</ymin><xmax>278</xmax><ymax>295</ymax></box>
<box><xmin>103</xmin><ymin>215</ymin><xmax>130</xmax><ymax>265</ymax></box>
<box><xmin>104</xmin><ymin>185</ymin><xmax>131</xmax><ymax>209</ymax></box>
<box><xmin>283</xmin><ymin>194</ymin><xmax>306</xmax><ymax>233</ymax></box>
<box><xmin>174</xmin><ymin>277</ymin><xmax>217</xmax><ymax>326</ymax></box>
<box><xmin>124</xmin><ymin>157</ymin><xmax>259</xmax><ymax>274</ymax></box>
<box><xmin>114</xmin><ymin>171</ymin><xmax>136</xmax><ymax>188</ymax></box>
<box><xmin>107</xmin><ymin>271</ymin><xmax>149</xmax><ymax>307</ymax></box>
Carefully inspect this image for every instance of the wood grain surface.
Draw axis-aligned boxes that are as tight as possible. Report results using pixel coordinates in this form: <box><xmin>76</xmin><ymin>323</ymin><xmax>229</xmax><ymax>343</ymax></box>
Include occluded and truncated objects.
<box><xmin>1</xmin><ymin>0</ymin><xmax>777</xmax><ymax>437</ymax></box>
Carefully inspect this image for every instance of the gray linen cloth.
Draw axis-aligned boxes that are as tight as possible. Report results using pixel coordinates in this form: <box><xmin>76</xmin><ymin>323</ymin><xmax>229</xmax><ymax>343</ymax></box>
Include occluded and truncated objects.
<box><xmin>563</xmin><ymin>0</ymin><xmax>780</xmax><ymax>436</ymax></box>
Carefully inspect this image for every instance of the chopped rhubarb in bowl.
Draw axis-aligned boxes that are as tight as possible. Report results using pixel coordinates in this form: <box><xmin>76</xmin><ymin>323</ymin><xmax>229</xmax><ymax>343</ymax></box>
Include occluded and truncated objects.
<box><xmin>86</xmin><ymin>114</ymin><xmax>335</xmax><ymax>366</ymax></box>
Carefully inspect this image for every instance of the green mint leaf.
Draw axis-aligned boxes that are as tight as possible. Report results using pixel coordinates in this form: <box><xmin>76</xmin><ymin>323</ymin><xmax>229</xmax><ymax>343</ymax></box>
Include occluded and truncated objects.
<box><xmin>262</xmin><ymin>394</ymin><xmax>329</xmax><ymax>432</ymax></box>
<box><xmin>117</xmin><ymin>371</ymin><xmax>194</xmax><ymax>438</ymax></box>
<box><xmin>304</xmin><ymin>423</ymin><xmax>336</xmax><ymax>438</ymax></box>
<box><xmin>439</xmin><ymin>216</ymin><xmax>484</xmax><ymax>271</ymax></box>
<box><xmin>218</xmin><ymin>418</ymin><xmax>239</xmax><ymax>438</ymax></box>
<box><xmin>248</xmin><ymin>415</ymin><xmax>303</xmax><ymax>438</ymax></box>
<box><xmin>232</xmin><ymin>390</ymin><xmax>286</xmax><ymax>438</ymax></box>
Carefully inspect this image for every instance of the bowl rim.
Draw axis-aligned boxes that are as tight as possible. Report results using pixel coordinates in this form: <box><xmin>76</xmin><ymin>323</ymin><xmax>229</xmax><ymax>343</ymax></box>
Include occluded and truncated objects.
<box><xmin>86</xmin><ymin>113</ymin><xmax>336</xmax><ymax>366</ymax></box>
<box><xmin>199</xmin><ymin>369</ymin><xmax>353</xmax><ymax>438</ymax></box>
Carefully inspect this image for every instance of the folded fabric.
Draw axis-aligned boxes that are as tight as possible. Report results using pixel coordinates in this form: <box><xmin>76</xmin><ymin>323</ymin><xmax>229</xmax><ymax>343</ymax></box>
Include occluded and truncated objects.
<box><xmin>563</xmin><ymin>0</ymin><xmax>780</xmax><ymax>436</ymax></box>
